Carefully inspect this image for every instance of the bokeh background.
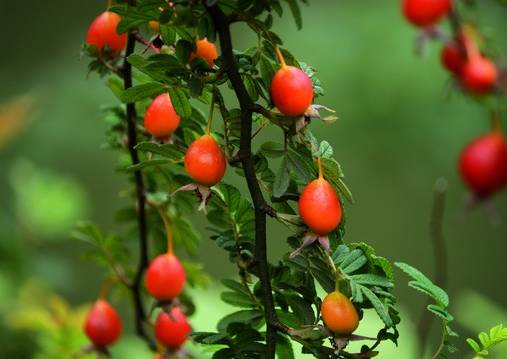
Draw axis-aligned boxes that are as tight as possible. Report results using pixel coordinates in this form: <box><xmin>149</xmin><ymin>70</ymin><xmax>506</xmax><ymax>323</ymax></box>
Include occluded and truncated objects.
<box><xmin>1</xmin><ymin>0</ymin><xmax>506</xmax><ymax>358</ymax></box>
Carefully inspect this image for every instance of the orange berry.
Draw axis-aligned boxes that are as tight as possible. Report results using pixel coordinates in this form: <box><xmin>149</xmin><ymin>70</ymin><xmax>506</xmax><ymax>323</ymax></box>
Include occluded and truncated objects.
<box><xmin>321</xmin><ymin>291</ymin><xmax>359</xmax><ymax>335</ymax></box>
<box><xmin>189</xmin><ymin>38</ymin><xmax>218</xmax><ymax>67</ymax></box>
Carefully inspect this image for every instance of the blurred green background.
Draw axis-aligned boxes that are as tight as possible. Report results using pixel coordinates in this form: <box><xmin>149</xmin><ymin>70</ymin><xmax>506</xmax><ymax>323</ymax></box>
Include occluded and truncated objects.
<box><xmin>1</xmin><ymin>0</ymin><xmax>506</xmax><ymax>358</ymax></box>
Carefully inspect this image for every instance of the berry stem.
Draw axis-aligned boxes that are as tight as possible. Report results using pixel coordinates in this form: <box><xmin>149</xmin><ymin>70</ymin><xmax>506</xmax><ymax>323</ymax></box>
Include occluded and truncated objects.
<box><xmin>156</xmin><ymin>206</ymin><xmax>174</xmax><ymax>255</ymax></box>
<box><xmin>98</xmin><ymin>277</ymin><xmax>116</xmax><ymax>300</ymax></box>
<box><xmin>317</xmin><ymin>157</ymin><xmax>324</xmax><ymax>179</ymax></box>
<box><xmin>461</xmin><ymin>27</ymin><xmax>480</xmax><ymax>61</ymax></box>
<box><xmin>205</xmin><ymin>89</ymin><xmax>216</xmax><ymax>135</ymax></box>
<box><xmin>491</xmin><ymin>111</ymin><xmax>502</xmax><ymax>133</ymax></box>
<box><xmin>107</xmin><ymin>0</ymin><xmax>113</xmax><ymax>10</ymax></box>
<box><xmin>275</xmin><ymin>46</ymin><xmax>287</xmax><ymax>68</ymax></box>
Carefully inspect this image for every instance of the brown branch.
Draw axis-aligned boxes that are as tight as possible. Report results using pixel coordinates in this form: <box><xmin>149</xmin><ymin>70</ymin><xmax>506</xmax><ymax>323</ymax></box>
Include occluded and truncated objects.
<box><xmin>122</xmin><ymin>0</ymin><xmax>155</xmax><ymax>350</ymax></box>
<box><xmin>205</xmin><ymin>3</ymin><xmax>279</xmax><ymax>358</ymax></box>
<box><xmin>417</xmin><ymin>178</ymin><xmax>448</xmax><ymax>355</ymax></box>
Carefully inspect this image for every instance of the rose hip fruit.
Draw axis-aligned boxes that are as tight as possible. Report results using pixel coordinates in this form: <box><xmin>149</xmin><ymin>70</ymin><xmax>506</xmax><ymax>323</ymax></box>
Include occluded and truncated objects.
<box><xmin>460</xmin><ymin>56</ymin><xmax>498</xmax><ymax>94</ymax></box>
<box><xmin>144</xmin><ymin>93</ymin><xmax>181</xmax><ymax>139</ymax></box>
<box><xmin>155</xmin><ymin>307</ymin><xmax>191</xmax><ymax>349</ymax></box>
<box><xmin>189</xmin><ymin>38</ymin><xmax>218</xmax><ymax>67</ymax></box>
<box><xmin>86</xmin><ymin>11</ymin><xmax>127</xmax><ymax>54</ymax></box>
<box><xmin>184</xmin><ymin>135</ymin><xmax>226</xmax><ymax>187</ymax></box>
<box><xmin>84</xmin><ymin>299</ymin><xmax>122</xmax><ymax>347</ymax></box>
<box><xmin>298</xmin><ymin>178</ymin><xmax>342</xmax><ymax>235</ymax></box>
<box><xmin>402</xmin><ymin>0</ymin><xmax>452</xmax><ymax>27</ymax></box>
<box><xmin>145</xmin><ymin>253</ymin><xmax>186</xmax><ymax>301</ymax></box>
<box><xmin>321</xmin><ymin>291</ymin><xmax>359</xmax><ymax>335</ymax></box>
<box><xmin>459</xmin><ymin>132</ymin><xmax>507</xmax><ymax>197</ymax></box>
<box><xmin>271</xmin><ymin>65</ymin><xmax>313</xmax><ymax>117</ymax></box>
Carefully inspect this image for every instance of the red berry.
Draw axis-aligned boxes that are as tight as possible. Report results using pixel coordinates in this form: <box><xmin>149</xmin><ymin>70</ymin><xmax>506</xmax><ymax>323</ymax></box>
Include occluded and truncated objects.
<box><xmin>145</xmin><ymin>253</ymin><xmax>186</xmax><ymax>301</ymax></box>
<box><xmin>441</xmin><ymin>41</ymin><xmax>464</xmax><ymax>74</ymax></box>
<box><xmin>86</xmin><ymin>11</ymin><xmax>127</xmax><ymax>54</ymax></box>
<box><xmin>144</xmin><ymin>93</ymin><xmax>181</xmax><ymax>139</ymax></box>
<box><xmin>460</xmin><ymin>56</ymin><xmax>498</xmax><ymax>94</ymax></box>
<box><xmin>271</xmin><ymin>66</ymin><xmax>313</xmax><ymax>117</ymax></box>
<box><xmin>189</xmin><ymin>38</ymin><xmax>218</xmax><ymax>67</ymax></box>
<box><xmin>184</xmin><ymin>135</ymin><xmax>226</xmax><ymax>187</ymax></box>
<box><xmin>84</xmin><ymin>299</ymin><xmax>122</xmax><ymax>347</ymax></box>
<box><xmin>155</xmin><ymin>307</ymin><xmax>191</xmax><ymax>349</ymax></box>
<box><xmin>298</xmin><ymin>178</ymin><xmax>342</xmax><ymax>235</ymax></box>
<box><xmin>321</xmin><ymin>291</ymin><xmax>359</xmax><ymax>335</ymax></box>
<box><xmin>402</xmin><ymin>0</ymin><xmax>452</xmax><ymax>27</ymax></box>
<box><xmin>459</xmin><ymin>132</ymin><xmax>507</xmax><ymax>197</ymax></box>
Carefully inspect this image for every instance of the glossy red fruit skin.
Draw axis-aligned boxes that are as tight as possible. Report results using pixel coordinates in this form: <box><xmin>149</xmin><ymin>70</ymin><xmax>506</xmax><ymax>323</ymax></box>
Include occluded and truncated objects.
<box><xmin>145</xmin><ymin>253</ymin><xmax>186</xmax><ymax>301</ymax></box>
<box><xmin>441</xmin><ymin>41</ymin><xmax>464</xmax><ymax>74</ymax></box>
<box><xmin>86</xmin><ymin>11</ymin><xmax>127</xmax><ymax>54</ymax></box>
<box><xmin>460</xmin><ymin>56</ymin><xmax>498</xmax><ymax>94</ymax></box>
<box><xmin>459</xmin><ymin>133</ymin><xmax>507</xmax><ymax>197</ymax></box>
<box><xmin>155</xmin><ymin>307</ymin><xmax>191</xmax><ymax>349</ymax></box>
<box><xmin>270</xmin><ymin>66</ymin><xmax>313</xmax><ymax>117</ymax></box>
<box><xmin>184</xmin><ymin>135</ymin><xmax>226</xmax><ymax>187</ymax></box>
<box><xmin>402</xmin><ymin>0</ymin><xmax>452</xmax><ymax>27</ymax></box>
<box><xmin>144</xmin><ymin>93</ymin><xmax>181</xmax><ymax>139</ymax></box>
<box><xmin>298</xmin><ymin>178</ymin><xmax>342</xmax><ymax>235</ymax></box>
<box><xmin>84</xmin><ymin>299</ymin><xmax>122</xmax><ymax>347</ymax></box>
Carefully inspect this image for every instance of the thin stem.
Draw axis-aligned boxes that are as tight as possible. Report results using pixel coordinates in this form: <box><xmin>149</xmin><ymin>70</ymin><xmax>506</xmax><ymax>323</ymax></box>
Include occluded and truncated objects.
<box><xmin>491</xmin><ymin>111</ymin><xmax>502</xmax><ymax>133</ymax></box>
<box><xmin>122</xmin><ymin>0</ymin><xmax>154</xmax><ymax>350</ymax></box>
<box><xmin>275</xmin><ymin>46</ymin><xmax>287</xmax><ymax>68</ymax></box>
<box><xmin>107</xmin><ymin>0</ymin><xmax>113</xmax><ymax>10</ymax></box>
<box><xmin>206</xmin><ymin>4</ymin><xmax>279</xmax><ymax>358</ymax></box>
<box><xmin>430</xmin><ymin>321</ymin><xmax>447</xmax><ymax>359</ymax></box>
<box><xmin>317</xmin><ymin>157</ymin><xmax>324</xmax><ymax>179</ymax></box>
<box><xmin>206</xmin><ymin>89</ymin><xmax>217</xmax><ymax>135</ymax></box>
<box><xmin>156</xmin><ymin>206</ymin><xmax>174</xmax><ymax>255</ymax></box>
<box><xmin>98</xmin><ymin>277</ymin><xmax>116</xmax><ymax>300</ymax></box>
<box><xmin>417</xmin><ymin>178</ymin><xmax>448</xmax><ymax>356</ymax></box>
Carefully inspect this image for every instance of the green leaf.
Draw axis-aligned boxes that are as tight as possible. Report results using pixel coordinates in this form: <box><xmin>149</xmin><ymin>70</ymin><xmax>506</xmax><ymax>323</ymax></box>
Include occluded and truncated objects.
<box><xmin>395</xmin><ymin>262</ymin><xmax>449</xmax><ymax>307</ymax></box>
<box><xmin>120</xmin><ymin>82</ymin><xmax>164</xmax><ymax>103</ymax></box>
<box><xmin>216</xmin><ymin>310</ymin><xmax>263</xmax><ymax>333</ymax></box>
<box><xmin>284</xmin><ymin>0</ymin><xmax>303</xmax><ymax>29</ymax></box>
<box><xmin>273</xmin><ymin>156</ymin><xmax>290</xmax><ymax>198</ymax></box>
<box><xmin>276</xmin><ymin>334</ymin><xmax>295</xmax><ymax>359</ymax></box>
<box><xmin>479</xmin><ymin>332</ymin><xmax>491</xmax><ymax>348</ymax></box>
<box><xmin>286</xmin><ymin>149</ymin><xmax>313</xmax><ymax>183</ymax></box>
<box><xmin>286</xmin><ymin>294</ymin><xmax>315</xmax><ymax>325</ymax></box>
<box><xmin>427</xmin><ymin>304</ymin><xmax>453</xmax><ymax>322</ymax></box>
<box><xmin>106</xmin><ymin>77</ymin><xmax>124</xmax><ymax>100</ymax></box>
<box><xmin>259</xmin><ymin>55</ymin><xmax>277</xmax><ymax>89</ymax></box>
<box><xmin>466</xmin><ymin>338</ymin><xmax>481</xmax><ymax>353</ymax></box>
<box><xmin>349</xmin><ymin>274</ymin><xmax>393</xmax><ymax>288</ymax></box>
<box><xmin>221</xmin><ymin>291</ymin><xmax>256</xmax><ymax>308</ymax></box>
<box><xmin>125</xmin><ymin>159</ymin><xmax>170</xmax><ymax>172</ymax></box>
<box><xmin>261</xmin><ymin>141</ymin><xmax>285</xmax><ymax>158</ymax></box>
<box><xmin>360</xmin><ymin>285</ymin><xmax>393</xmax><ymax>327</ymax></box>
<box><xmin>168</xmin><ymin>87</ymin><xmax>192</xmax><ymax>118</ymax></box>
<box><xmin>135</xmin><ymin>142</ymin><xmax>184</xmax><ymax>161</ymax></box>
<box><xmin>318</xmin><ymin>141</ymin><xmax>333</xmax><ymax>158</ymax></box>
<box><xmin>342</xmin><ymin>255</ymin><xmax>367</xmax><ymax>274</ymax></box>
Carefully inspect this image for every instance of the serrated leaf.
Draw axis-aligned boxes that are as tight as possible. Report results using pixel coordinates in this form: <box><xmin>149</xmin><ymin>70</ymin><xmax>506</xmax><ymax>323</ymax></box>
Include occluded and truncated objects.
<box><xmin>273</xmin><ymin>156</ymin><xmax>290</xmax><ymax>198</ymax></box>
<box><xmin>318</xmin><ymin>141</ymin><xmax>333</xmax><ymax>158</ymax></box>
<box><xmin>221</xmin><ymin>291</ymin><xmax>255</xmax><ymax>308</ymax></box>
<box><xmin>395</xmin><ymin>262</ymin><xmax>449</xmax><ymax>307</ymax></box>
<box><xmin>125</xmin><ymin>158</ymin><xmax>170</xmax><ymax>172</ymax></box>
<box><xmin>284</xmin><ymin>0</ymin><xmax>302</xmax><ymax>29</ymax></box>
<box><xmin>276</xmin><ymin>334</ymin><xmax>295</xmax><ymax>359</ymax></box>
<box><xmin>261</xmin><ymin>141</ymin><xmax>285</xmax><ymax>158</ymax></box>
<box><xmin>286</xmin><ymin>149</ymin><xmax>313</xmax><ymax>183</ymax></box>
<box><xmin>427</xmin><ymin>304</ymin><xmax>453</xmax><ymax>322</ymax></box>
<box><xmin>466</xmin><ymin>338</ymin><xmax>481</xmax><ymax>352</ymax></box>
<box><xmin>216</xmin><ymin>309</ymin><xmax>263</xmax><ymax>333</ymax></box>
<box><xmin>349</xmin><ymin>274</ymin><xmax>393</xmax><ymax>288</ymax></box>
<box><xmin>120</xmin><ymin>82</ymin><xmax>164</xmax><ymax>103</ymax></box>
<box><xmin>342</xmin><ymin>255</ymin><xmax>367</xmax><ymax>274</ymax></box>
<box><xmin>168</xmin><ymin>87</ymin><xmax>192</xmax><ymax>118</ymax></box>
<box><xmin>135</xmin><ymin>142</ymin><xmax>184</xmax><ymax>161</ymax></box>
<box><xmin>360</xmin><ymin>285</ymin><xmax>393</xmax><ymax>327</ymax></box>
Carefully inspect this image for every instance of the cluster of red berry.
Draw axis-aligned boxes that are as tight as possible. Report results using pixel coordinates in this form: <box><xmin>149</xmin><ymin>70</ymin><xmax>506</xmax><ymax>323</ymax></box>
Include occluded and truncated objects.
<box><xmin>82</xmin><ymin>3</ymin><xmax>370</xmax><ymax>353</ymax></box>
<box><xmin>402</xmin><ymin>0</ymin><xmax>507</xmax><ymax>200</ymax></box>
